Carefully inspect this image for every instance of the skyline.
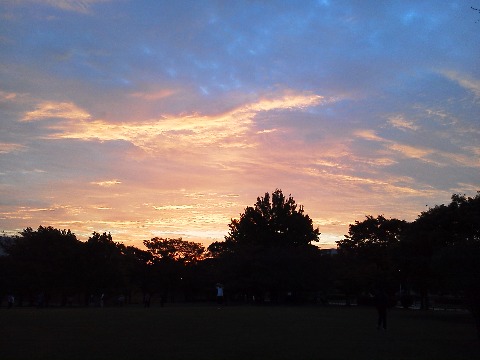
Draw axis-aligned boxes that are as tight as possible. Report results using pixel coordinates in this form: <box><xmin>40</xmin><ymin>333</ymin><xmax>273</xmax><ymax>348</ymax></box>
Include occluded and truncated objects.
<box><xmin>1</xmin><ymin>1</ymin><xmax>479</xmax><ymax>248</ymax></box>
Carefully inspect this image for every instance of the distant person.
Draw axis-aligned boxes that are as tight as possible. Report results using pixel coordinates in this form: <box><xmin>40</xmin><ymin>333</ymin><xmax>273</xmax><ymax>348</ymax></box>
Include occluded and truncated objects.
<box><xmin>36</xmin><ymin>292</ymin><xmax>45</xmax><ymax>308</ymax></box>
<box><xmin>216</xmin><ymin>283</ymin><xmax>224</xmax><ymax>305</ymax></box>
<box><xmin>118</xmin><ymin>294</ymin><xmax>125</xmax><ymax>306</ymax></box>
<box><xmin>144</xmin><ymin>293</ymin><xmax>151</xmax><ymax>308</ymax></box>
<box><xmin>7</xmin><ymin>294</ymin><xmax>14</xmax><ymax>309</ymax></box>
<box><xmin>375</xmin><ymin>289</ymin><xmax>388</xmax><ymax>330</ymax></box>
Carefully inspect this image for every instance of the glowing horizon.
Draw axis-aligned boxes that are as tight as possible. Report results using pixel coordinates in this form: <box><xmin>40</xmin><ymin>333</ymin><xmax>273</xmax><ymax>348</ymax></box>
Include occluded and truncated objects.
<box><xmin>1</xmin><ymin>1</ymin><xmax>479</xmax><ymax>249</ymax></box>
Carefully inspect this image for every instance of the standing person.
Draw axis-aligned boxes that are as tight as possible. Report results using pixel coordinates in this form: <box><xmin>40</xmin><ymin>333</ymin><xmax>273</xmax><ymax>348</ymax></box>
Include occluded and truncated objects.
<box><xmin>144</xmin><ymin>293</ymin><xmax>151</xmax><ymax>308</ymax></box>
<box><xmin>7</xmin><ymin>294</ymin><xmax>14</xmax><ymax>309</ymax></box>
<box><xmin>216</xmin><ymin>283</ymin><xmax>224</xmax><ymax>306</ymax></box>
<box><xmin>375</xmin><ymin>289</ymin><xmax>388</xmax><ymax>330</ymax></box>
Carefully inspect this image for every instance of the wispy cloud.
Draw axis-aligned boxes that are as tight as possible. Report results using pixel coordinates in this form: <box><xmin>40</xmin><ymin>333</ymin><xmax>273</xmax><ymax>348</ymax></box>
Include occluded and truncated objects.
<box><xmin>32</xmin><ymin>0</ymin><xmax>111</xmax><ymax>14</ymax></box>
<box><xmin>153</xmin><ymin>205</ymin><xmax>196</xmax><ymax>211</ymax></box>
<box><xmin>1</xmin><ymin>1</ymin><xmax>478</xmax><ymax>248</ymax></box>
<box><xmin>353</xmin><ymin>128</ymin><xmax>475</xmax><ymax>168</ymax></box>
<box><xmin>387</xmin><ymin>115</ymin><xmax>419</xmax><ymax>131</ymax></box>
<box><xmin>440</xmin><ymin>70</ymin><xmax>480</xmax><ymax>99</ymax></box>
<box><xmin>0</xmin><ymin>90</ymin><xmax>19</xmax><ymax>101</ymax></box>
<box><xmin>0</xmin><ymin>143</ymin><xmax>26</xmax><ymax>154</ymax></box>
<box><xmin>25</xmin><ymin>91</ymin><xmax>329</xmax><ymax>152</ymax></box>
<box><xmin>354</xmin><ymin>129</ymin><xmax>384</xmax><ymax>142</ymax></box>
<box><xmin>130</xmin><ymin>89</ymin><xmax>177</xmax><ymax>101</ymax></box>
<box><xmin>388</xmin><ymin>143</ymin><xmax>432</xmax><ymax>160</ymax></box>
<box><xmin>91</xmin><ymin>180</ymin><xmax>122</xmax><ymax>187</ymax></box>
<box><xmin>22</xmin><ymin>101</ymin><xmax>91</xmax><ymax>122</ymax></box>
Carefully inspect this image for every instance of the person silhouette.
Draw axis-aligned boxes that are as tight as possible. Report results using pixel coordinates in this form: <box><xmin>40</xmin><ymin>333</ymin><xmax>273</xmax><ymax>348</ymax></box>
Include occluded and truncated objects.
<box><xmin>375</xmin><ymin>289</ymin><xmax>388</xmax><ymax>330</ymax></box>
<box><xmin>216</xmin><ymin>283</ymin><xmax>224</xmax><ymax>306</ymax></box>
<box><xmin>7</xmin><ymin>294</ymin><xmax>14</xmax><ymax>309</ymax></box>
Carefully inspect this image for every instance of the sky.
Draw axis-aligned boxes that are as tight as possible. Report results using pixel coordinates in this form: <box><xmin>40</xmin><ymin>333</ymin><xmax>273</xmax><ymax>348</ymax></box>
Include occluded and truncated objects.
<box><xmin>0</xmin><ymin>0</ymin><xmax>479</xmax><ymax>249</ymax></box>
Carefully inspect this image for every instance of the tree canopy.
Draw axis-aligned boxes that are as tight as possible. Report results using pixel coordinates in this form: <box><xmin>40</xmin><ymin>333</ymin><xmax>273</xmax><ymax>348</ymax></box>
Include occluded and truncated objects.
<box><xmin>1</xmin><ymin>190</ymin><xmax>479</xmax><ymax>335</ymax></box>
<box><xmin>143</xmin><ymin>237</ymin><xmax>206</xmax><ymax>265</ymax></box>
<box><xmin>206</xmin><ymin>189</ymin><xmax>324</xmax><ymax>302</ymax></box>
<box><xmin>209</xmin><ymin>189</ymin><xmax>319</xmax><ymax>255</ymax></box>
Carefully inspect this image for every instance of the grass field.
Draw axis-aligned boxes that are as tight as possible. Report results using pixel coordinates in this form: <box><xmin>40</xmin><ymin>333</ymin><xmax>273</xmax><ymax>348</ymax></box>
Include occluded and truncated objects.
<box><xmin>0</xmin><ymin>304</ymin><xmax>479</xmax><ymax>360</ymax></box>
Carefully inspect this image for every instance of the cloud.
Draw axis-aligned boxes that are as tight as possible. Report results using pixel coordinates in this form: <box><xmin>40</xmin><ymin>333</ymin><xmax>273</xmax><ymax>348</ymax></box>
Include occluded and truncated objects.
<box><xmin>353</xmin><ymin>130</ymin><xmax>385</xmax><ymax>142</ymax></box>
<box><xmin>435</xmin><ymin>151</ymin><xmax>480</xmax><ymax>169</ymax></box>
<box><xmin>25</xmin><ymin>91</ymin><xmax>329</xmax><ymax>152</ymax></box>
<box><xmin>91</xmin><ymin>180</ymin><xmax>122</xmax><ymax>187</ymax></box>
<box><xmin>32</xmin><ymin>0</ymin><xmax>111</xmax><ymax>14</ymax></box>
<box><xmin>388</xmin><ymin>143</ymin><xmax>432</xmax><ymax>160</ymax></box>
<box><xmin>130</xmin><ymin>89</ymin><xmax>177</xmax><ymax>101</ymax></box>
<box><xmin>1</xmin><ymin>1</ymin><xmax>478</xmax><ymax>248</ymax></box>
<box><xmin>153</xmin><ymin>205</ymin><xmax>196</xmax><ymax>211</ymax></box>
<box><xmin>440</xmin><ymin>70</ymin><xmax>480</xmax><ymax>99</ymax></box>
<box><xmin>22</xmin><ymin>101</ymin><xmax>91</xmax><ymax>122</ymax></box>
<box><xmin>387</xmin><ymin>115</ymin><xmax>419</xmax><ymax>131</ymax></box>
<box><xmin>0</xmin><ymin>143</ymin><xmax>26</xmax><ymax>154</ymax></box>
<box><xmin>353</xmin><ymin>128</ymin><xmax>466</xmax><ymax>167</ymax></box>
<box><xmin>244</xmin><ymin>92</ymin><xmax>327</xmax><ymax>112</ymax></box>
<box><xmin>0</xmin><ymin>90</ymin><xmax>19</xmax><ymax>101</ymax></box>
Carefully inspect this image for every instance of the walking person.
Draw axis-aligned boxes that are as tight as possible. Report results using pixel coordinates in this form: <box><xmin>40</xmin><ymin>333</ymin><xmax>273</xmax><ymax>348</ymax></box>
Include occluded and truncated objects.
<box><xmin>216</xmin><ymin>283</ymin><xmax>224</xmax><ymax>306</ymax></box>
<box><xmin>375</xmin><ymin>289</ymin><xmax>388</xmax><ymax>331</ymax></box>
<box><xmin>144</xmin><ymin>293</ymin><xmax>151</xmax><ymax>308</ymax></box>
<box><xmin>7</xmin><ymin>294</ymin><xmax>14</xmax><ymax>309</ymax></box>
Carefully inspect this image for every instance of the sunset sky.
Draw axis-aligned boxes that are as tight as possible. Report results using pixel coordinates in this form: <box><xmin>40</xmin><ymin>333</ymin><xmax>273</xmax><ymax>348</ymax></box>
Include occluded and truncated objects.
<box><xmin>1</xmin><ymin>1</ymin><xmax>479</xmax><ymax>249</ymax></box>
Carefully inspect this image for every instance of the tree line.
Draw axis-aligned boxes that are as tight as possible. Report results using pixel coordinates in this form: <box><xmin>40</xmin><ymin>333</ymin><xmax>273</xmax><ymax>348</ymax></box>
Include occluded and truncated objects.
<box><xmin>1</xmin><ymin>190</ymin><xmax>479</xmax><ymax>329</ymax></box>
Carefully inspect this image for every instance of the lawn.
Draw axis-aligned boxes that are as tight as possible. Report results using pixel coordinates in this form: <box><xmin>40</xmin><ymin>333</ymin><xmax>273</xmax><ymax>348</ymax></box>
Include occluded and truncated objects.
<box><xmin>0</xmin><ymin>304</ymin><xmax>478</xmax><ymax>360</ymax></box>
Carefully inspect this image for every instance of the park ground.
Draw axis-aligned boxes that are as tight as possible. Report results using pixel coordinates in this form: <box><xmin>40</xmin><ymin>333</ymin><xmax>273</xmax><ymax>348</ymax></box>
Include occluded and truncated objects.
<box><xmin>0</xmin><ymin>304</ymin><xmax>479</xmax><ymax>360</ymax></box>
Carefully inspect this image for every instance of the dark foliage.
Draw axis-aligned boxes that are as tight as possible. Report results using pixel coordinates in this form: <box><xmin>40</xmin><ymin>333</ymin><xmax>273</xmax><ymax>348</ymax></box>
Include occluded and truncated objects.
<box><xmin>0</xmin><ymin>190</ymin><xmax>479</xmax><ymax>337</ymax></box>
<box><xmin>206</xmin><ymin>189</ymin><xmax>325</xmax><ymax>303</ymax></box>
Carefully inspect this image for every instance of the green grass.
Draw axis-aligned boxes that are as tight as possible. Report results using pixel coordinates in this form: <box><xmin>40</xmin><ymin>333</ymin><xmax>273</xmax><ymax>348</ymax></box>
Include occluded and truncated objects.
<box><xmin>0</xmin><ymin>305</ymin><xmax>478</xmax><ymax>360</ymax></box>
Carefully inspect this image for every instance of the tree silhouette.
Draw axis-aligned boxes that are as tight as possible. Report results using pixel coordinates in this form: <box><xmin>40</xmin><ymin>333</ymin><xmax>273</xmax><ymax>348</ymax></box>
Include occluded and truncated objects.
<box><xmin>336</xmin><ymin>216</ymin><xmax>406</xmax><ymax>303</ymax></box>
<box><xmin>0</xmin><ymin>226</ymin><xmax>83</xmax><ymax>306</ymax></box>
<box><xmin>208</xmin><ymin>189</ymin><xmax>323</xmax><ymax>303</ymax></box>
<box><xmin>416</xmin><ymin>193</ymin><xmax>480</xmax><ymax>335</ymax></box>
<box><xmin>212</xmin><ymin>189</ymin><xmax>319</xmax><ymax>253</ymax></box>
<box><xmin>83</xmin><ymin>232</ymin><xmax>129</xmax><ymax>304</ymax></box>
<box><xmin>143</xmin><ymin>237</ymin><xmax>206</xmax><ymax>303</ymax></box>
<box><xmin>144</xmin><ymin>237</ymin><xmax>205</xmax><ymax>265</ymax></box>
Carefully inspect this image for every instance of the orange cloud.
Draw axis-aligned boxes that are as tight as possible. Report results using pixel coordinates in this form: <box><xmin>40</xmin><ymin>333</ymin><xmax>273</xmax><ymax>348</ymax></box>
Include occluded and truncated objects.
<box><xmin>29</xmin><ymin>91</ymin><xmax>329</xmax><ymax>153</ymax></box>
<box><xmin>0</xmin><ymin>90</ymin><xmax>18</xmax><ymax>101</ymax></box>
<box><xmin>91</xmin><ymin>180</ymin><xmax>122</xmax><ymax>187</ymax></box>
<box><xmin>387</xmin><ymin>115</ymin><xmax>419</xmax><ymax>131</ymax></box>
<box><xmin>354</xmin><ymin>128</ymin><xmax>444</xmax><ymax>165</ymax></box>
<box><xmin>130</xmin><ymin>89</ymin><xmax>176</xmax><ymax>101</ymax></box>
<box><xmin>0</xmin><ymin>142</ymin><xmax>26</xmax><ymax>154</ymax></box>
<box><xmin>388</xmin><ymin>143</ymin><xmax>432</xmax><ymax>160</ymax></box>
<box><xmin>22</xmin><ymin>101</ymin><xmax>91</xmax><ymax>122</ymax></box>
<box><xmin>440</xmin><ymin>70</ymin><xmax>480</xmax><ymax>99</ymax></box>
<box><xmin>354</xmin><ymin>129</ymin><xmax>384</xmax><ymax>142</ymax></box>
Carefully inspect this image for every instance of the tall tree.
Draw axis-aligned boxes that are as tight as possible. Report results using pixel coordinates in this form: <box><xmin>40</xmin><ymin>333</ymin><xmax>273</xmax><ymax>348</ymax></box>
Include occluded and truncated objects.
<box><xmin>217</xmin><ymin>189</ymin><xmax>320</xmax><ymax>251</ymax></box>
<box><xmin>84</xmin><ymin>232</ymin><xmax>128</xmax><ymax>302</ymax></box>
<box><xmin>143</xmin><ymin>237</ymin><xmax>205</xmax><ymax>265</ymax></box>
<box><xmin>143</xmin><ymin>237</ymin><xmax>206</xmax><ymax>302</ymax></box>
<box><xmin>0</xmin><ymin>226</ymin><xmax>83</xmax><ymax>305</ymax></box>
<box><xmin>336</xmin><ymin>215</ymin><xmax>406</xmax><ymax>300</ymax></box>
<box><xmin>337</xmin><ymin>215</ymin><xmax>406</xmax><ymax>263</ymax></box>
<box><xmin>208</xmin><ymin>189</ymin><xmax>323</xmax><ymax>303</ymax></box>
<box><xmin>407</xmin><ymin>193</ymin><xmax>480</xmax><ymax>335</ymax></box>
